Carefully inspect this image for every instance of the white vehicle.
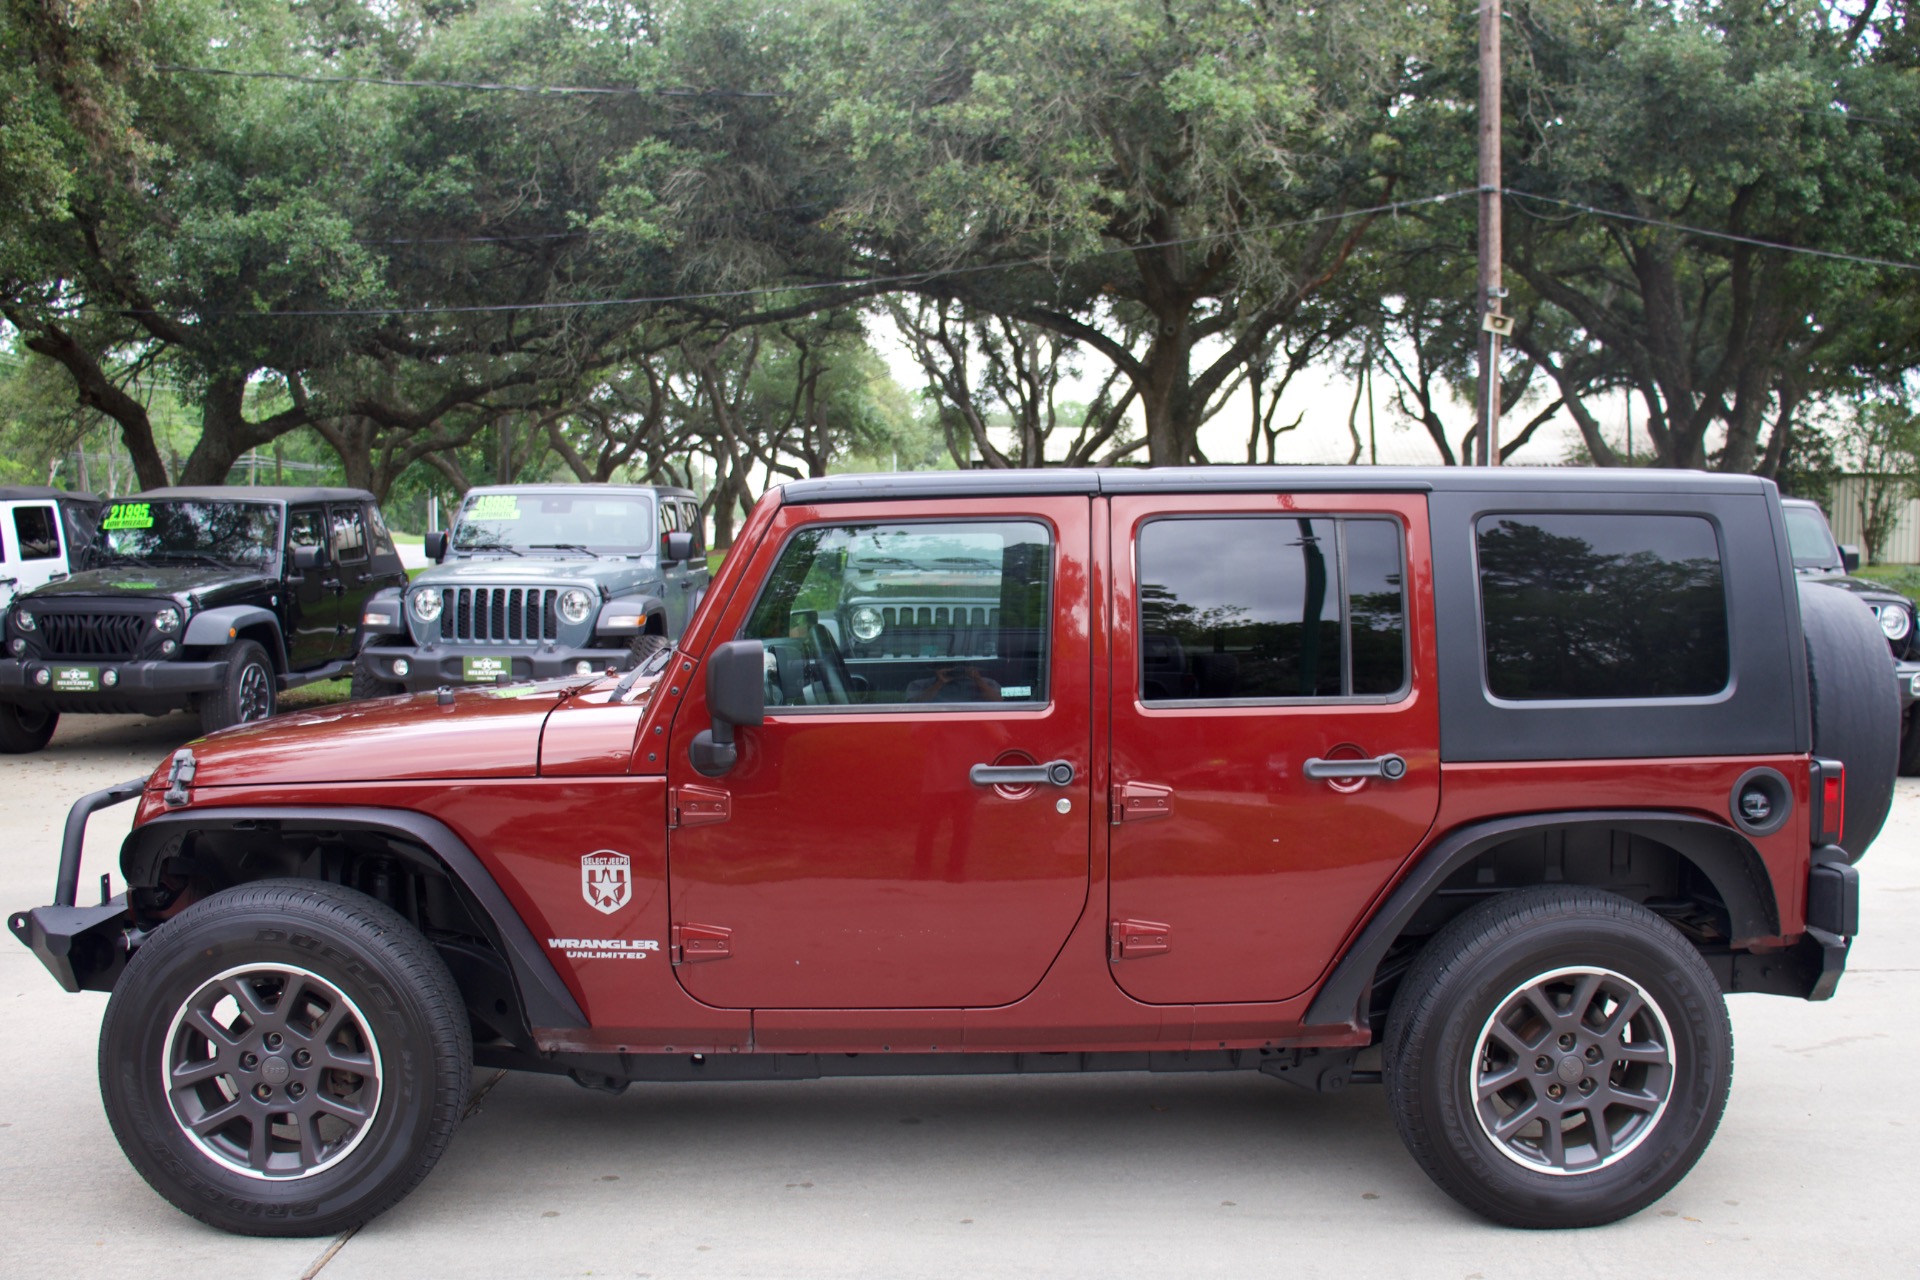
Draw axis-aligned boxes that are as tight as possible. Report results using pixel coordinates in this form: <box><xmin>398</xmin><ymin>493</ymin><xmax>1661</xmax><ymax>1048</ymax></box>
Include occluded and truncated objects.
<box><xmin>0</xmin><ymin>487</ymin><xmax>102</xmax><ymax>610</ymax></box>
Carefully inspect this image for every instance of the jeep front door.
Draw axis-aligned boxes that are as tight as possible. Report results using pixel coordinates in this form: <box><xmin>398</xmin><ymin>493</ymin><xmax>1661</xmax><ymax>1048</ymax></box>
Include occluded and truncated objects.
<box><xmin>666</xmin><ymin>498</ymin><xmax>1091</xmax><ymax>1010</ymax></box>
<box><xmin>1106</xmin><ymin>493</ymin><xmax>1442</xmax><ymax>1005</ymax></box>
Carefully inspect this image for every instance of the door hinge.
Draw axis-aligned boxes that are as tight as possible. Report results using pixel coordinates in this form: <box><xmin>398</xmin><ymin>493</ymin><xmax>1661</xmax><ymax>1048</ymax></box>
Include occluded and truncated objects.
<box><xmin>1110</xmin><ymin>781</ymin><xmax>1172</xmax><ymax>825</ymax></box>
<box><xmin>670</xmin><ymin>784</ymin><xmax>731</xmax><ymax>828</ymax></box>
<box><xmin>671</xmin><ymin>922</ymin><xmax>733</xmax><ymax>965</ymax></box>
<box><xmin>1109</xmin><ymin>918</ymin><xmax>1172</xmax><ymax>961</ymax></box>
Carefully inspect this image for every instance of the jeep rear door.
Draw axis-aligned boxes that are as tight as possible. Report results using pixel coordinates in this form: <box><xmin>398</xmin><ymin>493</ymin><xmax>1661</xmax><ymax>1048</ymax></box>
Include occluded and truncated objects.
<box><xmin>666</xmin><ymin>496</ymin><xmax>1091</xmax><ymax>1010</ymax></box>
<box><xmin>1105</xmin><ymin>492</ymin><xmax>1441</xmax><ymax>1005</ymax></box>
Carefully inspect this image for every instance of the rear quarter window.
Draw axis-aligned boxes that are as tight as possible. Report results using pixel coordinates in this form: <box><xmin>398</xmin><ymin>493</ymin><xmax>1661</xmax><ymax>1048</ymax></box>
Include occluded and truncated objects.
<box><xmin>1476</xmin><ymin>513</ymin><xmax>1729</xmax><ymax>701</ymax></box>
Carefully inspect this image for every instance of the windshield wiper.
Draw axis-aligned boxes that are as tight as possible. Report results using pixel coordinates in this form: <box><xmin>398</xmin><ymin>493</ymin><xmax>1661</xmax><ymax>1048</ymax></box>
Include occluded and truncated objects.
<box><xmin>614</xmin><ymin>642</ymin><xmax>675</xmax><ymax>700</ymax></box>
<box><xmin>530</xmin><ymin>543</ymin><xmax>600</xmax><ymax>558</ymax></box>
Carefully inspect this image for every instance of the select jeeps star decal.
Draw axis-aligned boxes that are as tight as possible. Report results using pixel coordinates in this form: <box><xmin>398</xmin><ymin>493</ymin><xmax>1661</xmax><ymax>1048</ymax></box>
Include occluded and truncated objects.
<box><xmin>580</xmin><ymin>850</ymin><xmax>632</xmax><ymax>915</ymax></box>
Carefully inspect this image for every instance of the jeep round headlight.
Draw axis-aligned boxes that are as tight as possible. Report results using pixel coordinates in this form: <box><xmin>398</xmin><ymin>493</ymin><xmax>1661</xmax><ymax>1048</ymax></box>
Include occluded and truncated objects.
<box><xmin>558</xmin><ymin>588</ymin><xmax>593</xmax><ymax>626</ymax></box>
<box><xmin>154</xmin><ymin>606</ymin><xmax>182</xmax><ymax>633</ymax></box>
<box><xmin>849</xmin><ymin>605</ymin><xmax>884</xmax><ymax>643</ymax></box>
<box><xmin>1881</xmin><ymin>604</ymin><xmax>1912</xmax><ymax>642</ymax></box>
<box><xmin>410</xmin><ymin>589</ymin><xmax>443</xmax><ymax>623</ymax></box>
<box><xmin>13</xmin><ymin>608</ymin><xmax>34</xmax><ymax>633</ymax></box>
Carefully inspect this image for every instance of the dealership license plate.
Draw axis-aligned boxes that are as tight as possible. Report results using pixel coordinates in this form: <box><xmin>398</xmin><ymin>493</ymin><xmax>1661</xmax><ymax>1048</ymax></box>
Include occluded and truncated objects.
<box><xmin>461</xmin><ymin>655</ymin><xmax>512</xmax><ymax>683</ymax></box>
<box><xmin>51</xmin><ymin>665</ymin><xmax>100</xmax><ymax>693</ymax></box>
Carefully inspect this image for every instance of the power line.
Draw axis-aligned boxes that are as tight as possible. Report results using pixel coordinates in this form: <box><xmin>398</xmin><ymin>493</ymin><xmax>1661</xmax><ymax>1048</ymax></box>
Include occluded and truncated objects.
<box><xmin>152</xmin><ymin>64</ymin><xmax>776</xmax><ymax>98</ymax></box>
<box><xmin>1505</xmin><ymin>189</ymin><xmax>1920</xmax><ymax>274</ymax></box>
<box><xmin>100</xmin><ymin>189</ymin><xmax>1482</xmax><ymax>320</ymax></box>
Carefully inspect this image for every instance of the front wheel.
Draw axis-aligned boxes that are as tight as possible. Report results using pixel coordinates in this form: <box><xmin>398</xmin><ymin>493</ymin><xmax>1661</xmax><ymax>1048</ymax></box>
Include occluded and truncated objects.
<box><xmin>1384</xmin><ymin>887</ymin><xmax>1732</xmax><ymax>1229</ymax></box>
<box><xmin>99</xmin><ymin>880</ymin><xmax>471</xmax><ymax>1236</ymax></box>
<box><xmin>0</xmin><ymin>701</ymin><xmax>57</xmax><ymax>753</ymax></box>
<box><xmin>198</xmin><ymin>640</ymin><xmax>276</xmax><ymax>734</ymax></box>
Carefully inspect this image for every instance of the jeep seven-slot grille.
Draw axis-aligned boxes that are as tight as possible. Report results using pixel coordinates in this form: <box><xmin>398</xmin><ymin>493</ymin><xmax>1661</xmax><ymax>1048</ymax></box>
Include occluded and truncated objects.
<box><xmin>38</xmin><ymin>611</ymin><xmax>147</xmax><ymax>659</ymax></box>
<box><xmin>438</xmin><ymin>588</ymin><xmax>559</xmax><ymax>643</ymax></box>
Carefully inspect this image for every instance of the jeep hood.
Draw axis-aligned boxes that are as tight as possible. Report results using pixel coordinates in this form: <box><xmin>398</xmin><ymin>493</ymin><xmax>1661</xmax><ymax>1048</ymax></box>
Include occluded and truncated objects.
<box><xmin>26</xmin><ymin>565</ymin><xmax>270</xmax><ymax>605</ymax></box>
<box><xmin>170</xmin><ymin>672</ymin><xmax>664</xmax><ymax>788</ymax></box>
<box><xmin>412</xmin><ymin>556</ymin><xmax>650</xmax><ymax>589</ymax></box>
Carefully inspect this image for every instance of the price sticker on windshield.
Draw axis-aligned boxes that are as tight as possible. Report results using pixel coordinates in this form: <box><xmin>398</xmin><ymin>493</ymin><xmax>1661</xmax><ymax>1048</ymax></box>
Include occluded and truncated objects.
<box><xmin>468</xmin><ymin>495</ymin><xmax>521</xmax><ymax>521</ymax></box>
<box><xmin>103</xmin><ymin>503</ymin><xmax>153</xmax><ymax>530</ymax></box>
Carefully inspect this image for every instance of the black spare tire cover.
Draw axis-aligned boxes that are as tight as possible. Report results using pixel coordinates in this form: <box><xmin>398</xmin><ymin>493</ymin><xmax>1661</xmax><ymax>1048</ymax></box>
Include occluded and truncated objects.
<box><xmin>1800</xmin><ymin>582</ymin><xmax>1899</xmax><ymax>862</ymax></box>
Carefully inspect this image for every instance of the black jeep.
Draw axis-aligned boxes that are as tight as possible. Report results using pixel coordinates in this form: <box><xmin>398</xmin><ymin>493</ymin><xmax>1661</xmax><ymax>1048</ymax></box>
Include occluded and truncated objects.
<box><xmin>0</xmin><ymin>486</ymin><xmax>406</xmax><ymax>751</ymax></box>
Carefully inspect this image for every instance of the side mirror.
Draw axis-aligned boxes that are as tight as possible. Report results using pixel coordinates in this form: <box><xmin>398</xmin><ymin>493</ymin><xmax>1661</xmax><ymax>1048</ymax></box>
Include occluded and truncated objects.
<box><xmin>664</xmin><ymin>530</ymin><xmax>695</xmax><ymax>564</ymax></box>
<box><xmin>292</xmin><ymin>545</ymin><xmax>325</xmax><ymax>572</ymax></box>
<box><xmin>690</xmin><ymin>639</ymin><xmax>766</xmax><ymax>777</ymax></box>
<box><xmin>424</xmin><ymin>530</ymin><xmax>449</xmax><ymax>562</ymax></box>
<box><xmin>1841</xmin><ymin>544</ymin><xmax>1862</xmax><ymax>574</ymax></box>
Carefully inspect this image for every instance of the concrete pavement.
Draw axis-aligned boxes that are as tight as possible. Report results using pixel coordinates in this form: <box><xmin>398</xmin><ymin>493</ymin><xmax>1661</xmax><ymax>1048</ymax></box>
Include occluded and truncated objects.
<box><xmin>3</xmin><ymin>713</ymin><xmax>1917</xmax><ymax>1279</ymax></box>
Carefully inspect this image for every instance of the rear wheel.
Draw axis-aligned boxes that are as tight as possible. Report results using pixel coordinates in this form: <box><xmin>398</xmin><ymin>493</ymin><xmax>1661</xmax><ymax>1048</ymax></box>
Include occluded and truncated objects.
<box><xmin>1384</xmin><ymin>887</ymin><xmax>1731</xmax><ymax>1229</ymax></box>
<box><xmin>0</xmin><ymin>702</ymin><xmax>56</xmax><ymax>753</ymax></box>
<box><xmin>99</xmin><ymin>880</ymin><xmax>470</xmax><ymax>1236</ymax></box>
<box><xmin>198</xmin><ymin>640</ymin><xmax>276</xmax><ymax>734</ymax></box>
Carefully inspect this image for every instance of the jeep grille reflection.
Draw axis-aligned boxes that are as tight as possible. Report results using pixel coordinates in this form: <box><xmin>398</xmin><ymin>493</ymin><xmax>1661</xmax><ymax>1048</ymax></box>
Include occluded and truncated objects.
<box><xmin>438</xmin><ymin>588</ymin><xmax>559</xmax><ymax>643</ymax></box>
<box><xmin>862</xmin><ymin>602</ymin><xmax>1000</xmax><ymax>658</ymax></box>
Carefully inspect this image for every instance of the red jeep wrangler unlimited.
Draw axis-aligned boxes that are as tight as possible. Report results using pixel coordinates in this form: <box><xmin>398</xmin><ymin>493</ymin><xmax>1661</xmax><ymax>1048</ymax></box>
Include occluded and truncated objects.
<box><xmin>10</xmin><ymin>468</ymin><xmax>1892</xmax><ymax>1234</ymax></box>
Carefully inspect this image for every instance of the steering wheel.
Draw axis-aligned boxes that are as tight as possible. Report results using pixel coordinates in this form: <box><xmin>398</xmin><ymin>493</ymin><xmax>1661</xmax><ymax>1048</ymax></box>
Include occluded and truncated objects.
<box><xmin>809</xmin><ymin>623</ymin><xmax>854</xmax><ymax>705</ymax></box>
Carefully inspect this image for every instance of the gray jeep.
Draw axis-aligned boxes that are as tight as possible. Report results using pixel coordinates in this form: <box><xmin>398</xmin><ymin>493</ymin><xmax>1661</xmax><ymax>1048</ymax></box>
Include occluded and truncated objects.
<box><xmin>353</xmin><ymin>483</ymin><xmax>708</xmax><ymax>696</ymax></box>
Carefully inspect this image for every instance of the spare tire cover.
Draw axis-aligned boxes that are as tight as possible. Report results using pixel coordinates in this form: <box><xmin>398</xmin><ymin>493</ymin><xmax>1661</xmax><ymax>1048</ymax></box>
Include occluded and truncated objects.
<box><xmin>1800</xmin><ymin>582</ymin><xmax>1899</xmax><ymax>861</ymax></box>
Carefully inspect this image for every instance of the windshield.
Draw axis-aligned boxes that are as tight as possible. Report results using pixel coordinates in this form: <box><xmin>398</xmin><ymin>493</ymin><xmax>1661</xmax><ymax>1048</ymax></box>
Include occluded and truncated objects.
<box><xmin>450</xmin><ymin>492</ymin><xmax>655</xmax><ymax>555</ymax></box>
<box><xmin>1783</xmin><ymin>505</ymin><xmax>1842</xmax><ymax>569</ymax></box>
<box><xmin>98</xmin><ymin>500</ymin><xmax>281</xmax><ymax>566</ymax></box>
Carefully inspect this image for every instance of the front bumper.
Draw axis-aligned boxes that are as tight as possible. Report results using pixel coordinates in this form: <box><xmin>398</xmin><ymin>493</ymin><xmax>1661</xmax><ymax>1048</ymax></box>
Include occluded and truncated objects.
<box><xmin>1895</xmin><ymin>659</ymin><xmax>1920</xmax><ymax>711</ymax></box>
<box><xmin>0</xmin><ymin>656</ymin><xmax>228</xmax><ymax>714</ymax></box>
<box><xmin>8</xmin><ymin>777</ymin><xmax>145</xmax><ymax>992</ymax></box>
<box><xmin>359</xmin><ymin>640</ymin><xmax>632</xmax><ymax>693</ymax></box>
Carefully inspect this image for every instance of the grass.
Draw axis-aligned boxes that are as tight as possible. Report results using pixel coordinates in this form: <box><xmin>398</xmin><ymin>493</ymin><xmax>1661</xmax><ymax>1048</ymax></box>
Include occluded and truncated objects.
<box><xmin>1854</xmin><ymin>564</ymin><xmax>1920</xmax><ymax>603</ymax></box>
<box><xmin>281</xmin><ymin>676</ymin><xmax>351</xmax><ymax>709</ymax></box>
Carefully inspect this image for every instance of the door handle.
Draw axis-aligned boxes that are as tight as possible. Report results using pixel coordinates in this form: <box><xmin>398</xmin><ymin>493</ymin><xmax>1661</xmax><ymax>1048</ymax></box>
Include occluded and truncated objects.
<box><xmin>970</xmin><ymin>759</ymin><xmax>1076</xmax><ymax>788</ymax></box>
<box><xmin>1303</xmin><ymin>754</ymin><xmax>1408</xmax><ymax>781</ymax></box>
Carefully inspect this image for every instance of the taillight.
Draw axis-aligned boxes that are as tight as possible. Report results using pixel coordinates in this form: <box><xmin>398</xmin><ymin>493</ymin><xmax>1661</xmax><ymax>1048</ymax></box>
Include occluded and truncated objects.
<box><xmin>1812</xmin><ymin>757</ymin><xmax>1845</xmax><ymax>847</ymax></box>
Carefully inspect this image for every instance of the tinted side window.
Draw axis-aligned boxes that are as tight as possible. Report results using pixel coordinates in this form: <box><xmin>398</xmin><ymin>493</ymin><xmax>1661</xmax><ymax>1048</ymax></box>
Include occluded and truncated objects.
<box><xmin>287</xmin><ymin>508</ymin><xmax>325</xmax><ymax>552</ymax></box>
<box><xmin>13</xmin><ymin>506</ymin><xmax>60</xmax><ymax>560</ymax></box>
<box><xmin>743</xmin><ymin>521</ymin><xmax>1051</xmax><ymax>707</ymax></box>
<box><xmin>1476</xmin><ymin>513</ymin><xmax>1729</xmax><ymax>700</ymax></box>
<box><xmin>1137</xmin><ymin>516</ymin><xmax>1406</xmax><ymax>701</ymax></box>
<box><xmin>365</xmin><ymin>504</ymin><xmax>397</xmax><ymax>556</ymax></box>
<box><xmin>331</xmin><ymin>507</ymin><xmax>368</xmax><ymax>563</ymax></box>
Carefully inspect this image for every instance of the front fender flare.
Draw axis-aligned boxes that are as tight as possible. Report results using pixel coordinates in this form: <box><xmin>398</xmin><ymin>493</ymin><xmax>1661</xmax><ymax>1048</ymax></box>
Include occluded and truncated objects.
<box><xmin>183</xmin><ymin>605</ymin><xmax>285</xmax><ymax>667</ymax></box>
<box><xmin>119</xmin><ymin>806</ymin><xmax>586</xmax><ymax>1031</ymax></box>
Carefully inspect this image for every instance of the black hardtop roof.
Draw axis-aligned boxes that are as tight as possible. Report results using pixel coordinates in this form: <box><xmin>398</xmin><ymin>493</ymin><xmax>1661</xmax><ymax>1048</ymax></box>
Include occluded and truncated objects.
<box><xmin>0</xmin><ymin>486</ymin><xmax>101</xmax><ymax>504</ymax></box>
<box><xmin>131</xmin><ymin>485</ymin><xmax>377</xmax><ymax>505</ymax></box>
<box><xmin>776</xmin><ymin>465</ymin><xmax>1778</xmax><ymax>504</ymax></box>
<box><xmin>464</xmin><ymin>482</ymin><xmax>695</xmax><ymax>499</ymax></box>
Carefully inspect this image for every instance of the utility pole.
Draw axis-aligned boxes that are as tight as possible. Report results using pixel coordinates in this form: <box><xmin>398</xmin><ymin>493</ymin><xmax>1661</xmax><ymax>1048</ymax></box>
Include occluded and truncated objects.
<box><xmin>1476</xmin><ymin>0</ymin><xmax>1509</xmax><ymax>466</ymax></box>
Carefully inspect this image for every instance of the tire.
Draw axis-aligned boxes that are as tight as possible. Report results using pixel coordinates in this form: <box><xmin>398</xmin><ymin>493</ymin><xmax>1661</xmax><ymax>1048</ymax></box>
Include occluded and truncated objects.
<box><xmin>1800</xmin><ymin>584</ymin><xmax>1900</xmax><ymax>859</ymax></box>
<box><xmin>348</xmin><ymin>664</ymin><xmax>404</xmax><ymax>701</ymax></box>
<box><xmin>1384</xmin><ymin>887</ymin><xmax>1732</xmax><ymax>1229</ymax></box>
<box><xmin>98</xmin><ymin>879</ymin><xmax>471</xmax><ymax>1237</ymax></box>
<box><xmin>628</xmin><ymin>632</ymin><xmax>670</xmax><ymax>665</ymax></box>
<box><xmin>0</xmin><ymin>702</ymin><xmax>56</xmax><ymax>753</ymax></box>
<box><xmin>1899</xmin><ymin>708</ymin><xmax>1920</xmax><ymax>778</ymax></box>
<box><xmin>198</xmin><ymin>640</ymin><xmax>277</xmax><ymax>735</ymax></box>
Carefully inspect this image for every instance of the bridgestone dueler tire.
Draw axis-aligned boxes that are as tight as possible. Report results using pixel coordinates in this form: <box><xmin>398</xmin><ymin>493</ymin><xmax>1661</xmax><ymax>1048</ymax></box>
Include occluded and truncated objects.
<box><xmin>0</xmin><ymin>701</ymin><xmax>56</xmax><ymax>753</ymax></box>
<box><xmin>1384</xmin><ymin>887</ymin><xmax>1732</xmax><ymax>1230</ymax></box>
<box><xmin>99</xmin><ymin>880</ymin><xmax>471</xmax><ymax>1237</ymax></box>
<box><xmin>1800</xmin><ymin>583</ymin><xmax>1899</xmax><ymax>860</ymax></box>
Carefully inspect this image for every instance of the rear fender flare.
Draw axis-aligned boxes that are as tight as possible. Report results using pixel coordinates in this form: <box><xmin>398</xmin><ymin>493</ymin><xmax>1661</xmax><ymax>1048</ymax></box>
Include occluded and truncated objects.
<box><xmin>118</xmin><ymin>806</ymin><xmax>585</xmax><ymax>1030</ymax></box>
<box><xmin>1303</xmin><ymin>810</ymin><xmax>1780</xmax><ymax>1029</ymax></box>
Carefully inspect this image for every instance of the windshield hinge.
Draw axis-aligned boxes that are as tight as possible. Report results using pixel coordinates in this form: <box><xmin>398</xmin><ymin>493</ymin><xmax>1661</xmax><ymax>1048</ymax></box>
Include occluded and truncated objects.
<box><xmin>669</xmin><ymin>784</ymin><xmax>730</xmax><ymax>829</ymax></box>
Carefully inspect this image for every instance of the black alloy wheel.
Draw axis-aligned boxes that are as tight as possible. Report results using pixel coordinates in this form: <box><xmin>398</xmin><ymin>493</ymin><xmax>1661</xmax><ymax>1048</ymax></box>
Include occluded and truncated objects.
<box><xmin>199</xmin><ymin>639</ymin><xmax>276</xmax><ymax>734</ymax></box>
